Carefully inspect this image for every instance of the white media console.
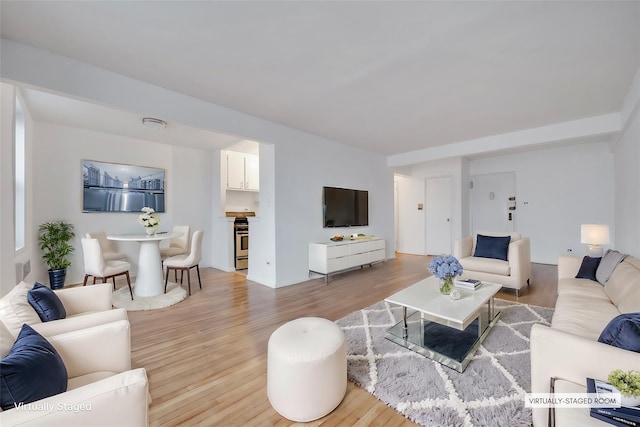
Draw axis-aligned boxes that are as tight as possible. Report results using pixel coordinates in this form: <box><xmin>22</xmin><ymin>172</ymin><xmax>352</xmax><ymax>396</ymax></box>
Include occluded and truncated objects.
<box><xmin>308</xmin><ymin>237</ymin><xmax>386</xmax><ymax>283</ymax></box>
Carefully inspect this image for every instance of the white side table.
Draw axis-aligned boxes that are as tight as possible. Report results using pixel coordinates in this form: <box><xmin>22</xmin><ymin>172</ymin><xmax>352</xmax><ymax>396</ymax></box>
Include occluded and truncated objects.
<box><xmin>108</xmin><ymin>232</ymin><xmax>181</xmax><ymax>297</ymax></box>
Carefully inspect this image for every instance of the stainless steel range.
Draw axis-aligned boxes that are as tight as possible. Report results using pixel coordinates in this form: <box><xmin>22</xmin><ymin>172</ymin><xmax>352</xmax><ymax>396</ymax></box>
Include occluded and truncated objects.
<box><xmin>234</xmin><ymin>217</ymin><xmax>249</xmax><ymax>270</ymax></box>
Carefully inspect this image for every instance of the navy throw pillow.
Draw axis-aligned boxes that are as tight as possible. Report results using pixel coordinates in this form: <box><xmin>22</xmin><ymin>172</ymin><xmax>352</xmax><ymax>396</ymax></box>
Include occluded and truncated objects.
<box><xmin>575</xmin><ymin>256</ymin><xmax>601</xmax><ymax>281</ymax></box>
<box><xmin>473</xmin><ymin>235</ymin><xmax>511</xmax><ymax>261</ymax></box>
<box><xmin>27</xmin><ymin>282</ymin><xmax>66</xmax><ymax>322</ymax></box>
<box><xmin>0</xmin><ymin>324</ymin><xmax>68</xmax><ymax>410</ymax></box>
<box><xmin>597</xmin><ymin>313</ymin><xmax>640</xmax><ymax>353</ymax></box>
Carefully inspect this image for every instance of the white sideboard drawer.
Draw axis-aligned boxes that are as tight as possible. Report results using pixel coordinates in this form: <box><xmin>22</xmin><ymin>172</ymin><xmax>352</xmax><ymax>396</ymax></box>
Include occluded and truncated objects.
<box><xmin>327</xmin><ymin>256</ymin><xmax>350</xmax><ymax>273</ymax></box>
<box><xmin>326</xmin><ymin>244</ymin><xmax>350</xmax><ymax>258</ymax></box>
<box><xmin>368</xmin><ymin>249</ymin><xmax>386</xmax><ymax>264</ymax></box>
<box><xmin>353</xmin><ymin>239</ymin><xmax>385</xmax><ymax>254</ymax></box>
<box><xmin>350</xmin><ymin>252</ymin><xmax>369</xmax><ymax>267</ymax></box>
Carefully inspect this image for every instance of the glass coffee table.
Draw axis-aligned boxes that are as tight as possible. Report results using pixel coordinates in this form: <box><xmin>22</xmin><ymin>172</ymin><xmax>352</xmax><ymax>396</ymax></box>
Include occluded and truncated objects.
<box><xmin>384</xmin><ymin>276</ymin><xmax>501</xmax><ymax>372</ymax></box>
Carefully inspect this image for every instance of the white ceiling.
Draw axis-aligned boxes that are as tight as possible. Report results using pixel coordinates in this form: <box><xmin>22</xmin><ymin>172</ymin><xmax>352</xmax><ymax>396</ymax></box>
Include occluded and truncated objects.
<box><xmin>1</xmin><ymin>1</ymin><xmax>639</xmax><ymax>156</ymax></box>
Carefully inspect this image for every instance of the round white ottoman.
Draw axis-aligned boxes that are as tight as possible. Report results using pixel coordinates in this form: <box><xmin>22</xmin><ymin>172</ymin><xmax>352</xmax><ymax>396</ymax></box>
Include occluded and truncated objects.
<box><xmin>267</xmin><ymin>317</ymin><xmax>347</xmax><ymax>422</ymax></box>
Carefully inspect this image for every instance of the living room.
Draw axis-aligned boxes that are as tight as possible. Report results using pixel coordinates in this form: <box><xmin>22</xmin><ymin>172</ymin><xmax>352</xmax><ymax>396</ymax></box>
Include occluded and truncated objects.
<box><xmin>1</xmin><ymin>2</ymin><xmax>639</xmax><ymax>426</ymax></box>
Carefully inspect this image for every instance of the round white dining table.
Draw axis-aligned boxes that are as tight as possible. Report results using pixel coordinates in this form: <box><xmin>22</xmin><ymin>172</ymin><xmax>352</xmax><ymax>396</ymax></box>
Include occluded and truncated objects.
<box><xmin>107</xmin><ymin>232</ymin><xmax>181</xmax><ymax>297</ymax></box>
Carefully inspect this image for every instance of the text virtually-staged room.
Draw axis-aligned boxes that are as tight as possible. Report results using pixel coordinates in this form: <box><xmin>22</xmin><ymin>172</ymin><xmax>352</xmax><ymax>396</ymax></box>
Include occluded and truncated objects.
<box><xmin>1</xmin><ymin>1</ymin><xmax>640</xmax><ymax>426</ymax></box>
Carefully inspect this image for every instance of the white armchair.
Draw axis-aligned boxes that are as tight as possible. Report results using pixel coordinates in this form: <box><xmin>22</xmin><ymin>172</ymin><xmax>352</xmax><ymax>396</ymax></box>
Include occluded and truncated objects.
<box><xmin>0</xmin><ymin>282</ymin><xmax>127</xmax><ymax>338</ymax></box>
<box><xmin>453</xmin><ymin>231</ymin><xmax>531</xmax><ymax>295</ymax></box>
<box><xmin>0</xmin><ymin>320</ymin><xmax>149</xmax><ymax>426</ymax></box>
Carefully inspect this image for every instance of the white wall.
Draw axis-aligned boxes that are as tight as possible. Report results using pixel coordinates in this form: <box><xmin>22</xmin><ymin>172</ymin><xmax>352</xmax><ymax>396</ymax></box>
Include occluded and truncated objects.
<box><xmin>28</xmin><ymin>122</ymin><xmax>215</xmax><ymax>286</ymax></box>
<box><xmin>1</xmin><ymin>42</ymin><xmax>395</xmax><ymax>289</ymax></box>
<box><xmin>614</xmin><ymin>108</ymin><xmax>640</xmax><ymax>257</ymax></box>
<box><xmin>270</xmin><ymin>135</ymin><xmax>395</xmax><ymax>287</ymax></box>
<box><xmin>1</xmin><ymin>83</ymin><xmax>17</xmax><ymax>293</ymax></box>
<box><xmin>1</xmin><ymin>84</ymin><xmax>36</xmax><ymax>295</ymax></box>
<box><xmin>469</xmin><ymin>142</ymin><xmax>615</xmax><ymax>264</ymax></box>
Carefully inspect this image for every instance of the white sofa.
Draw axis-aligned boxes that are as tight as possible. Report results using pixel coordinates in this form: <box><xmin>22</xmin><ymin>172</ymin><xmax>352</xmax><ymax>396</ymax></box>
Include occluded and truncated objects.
<box><xmin>0</xmin><ymin>282</ymin><xmax>127</xmax><ymax>338</ymax></box>
<box><xmin>0</xmin><ymin>320</ymin><xmax>149</xmax><ymax>426</ymax></box>
<box><xmin>453</xmin><ymin>232</ymin><xmax>531</xmax><ymax>295</ymax></box>
<box><xmin>530</xmin><ymin>254</ymin><xmax>640</xmax><ymax>427</ymax></box>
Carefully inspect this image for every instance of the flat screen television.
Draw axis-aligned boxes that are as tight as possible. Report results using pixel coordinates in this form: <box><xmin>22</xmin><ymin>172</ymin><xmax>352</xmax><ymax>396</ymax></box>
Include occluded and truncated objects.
<box><xmin>323</xmin><ymin>186</ymin><xmax>368</xmax><ymax>228</ymax></box>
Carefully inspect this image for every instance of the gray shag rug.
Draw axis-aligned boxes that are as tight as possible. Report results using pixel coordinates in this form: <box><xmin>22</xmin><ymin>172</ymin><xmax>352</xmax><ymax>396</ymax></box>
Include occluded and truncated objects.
<box><xmin>112</xmin><ymin>281</ymin><xmax>187</xmax><ymax>311</ymax></box>
<box><xmin>335</xmin><ymin>299</ymin><xmax>553</xmax><ymax>427</ymax></box>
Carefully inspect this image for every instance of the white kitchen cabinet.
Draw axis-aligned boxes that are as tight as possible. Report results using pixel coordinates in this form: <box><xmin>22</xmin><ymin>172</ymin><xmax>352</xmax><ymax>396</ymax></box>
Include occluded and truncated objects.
<box><xmin>244</xmin><ymin>154</ymin><xmax>259</xmax><ymax>191</ymax></box>
<box><xmin>308</xmin><ymin>237</ymin><xmax>385</xmax><ymax>283</ymax></box>
<box><xmin>226</xmin><ymin>151</ymin><xmax>259</xmax><ymax>191</ymax></box>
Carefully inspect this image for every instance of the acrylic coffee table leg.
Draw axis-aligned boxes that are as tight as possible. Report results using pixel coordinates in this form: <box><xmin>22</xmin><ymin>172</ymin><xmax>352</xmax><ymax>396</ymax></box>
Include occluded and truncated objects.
<box><xmin>402</xmin><ymin>306</ymin><xmax>408</xmax><ymax>338</ymax></box>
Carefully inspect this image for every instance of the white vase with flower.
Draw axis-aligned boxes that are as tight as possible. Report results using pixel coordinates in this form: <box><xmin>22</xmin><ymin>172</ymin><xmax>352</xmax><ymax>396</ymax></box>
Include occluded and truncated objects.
<box><xmin>138</xmin><ymin>207</ymin><xmax>160</xmax><ymax>236</ymax></box>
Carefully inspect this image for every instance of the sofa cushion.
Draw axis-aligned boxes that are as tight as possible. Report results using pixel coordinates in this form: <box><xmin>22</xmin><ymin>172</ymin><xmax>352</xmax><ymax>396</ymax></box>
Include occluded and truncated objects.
<box><xmin>575</xmin><ymin>256</ymin><xmax>601</xmax><ymax>281</ymax></box>
<box><xmin>459</xmin><ymin>256</ymin><xmax>510</xmax><ymax>276</ymax></box>
<box><xmin>597</xmin><ymin>313</ymin><xmax>640</xmax><ymax>352</ymax></box>
<box><xmin>551</xmin><ymin>294</ymin><xmax>621</xmax><ymax>340</ymax></box>
<box><xmin>0</xmin><ymin>322</ymin><xmax>14</xmax><ymax>358</ymax></box>
<box><xmin>0</xmin><ymin>324</ymin><xmax>68</xmax><ymax>410</ymax></box>
<box><xmin>605</xmin><ymin>256</ymin><xmax>640</xmax><ymax>313</ymax></box>
<box><xmin>27</xmin><ymin>283</ymin><xmax>67</xmax><ymax>322</ymax></box>
<box><xmin>557</xmin><ymin>277</ymin><xmax>610</xmax><ymax>300</ymax></box>
<box><xmin>473</xmin><ymin>235</ymin><xmax>511</xmax><ymax>261</ymax></box>
<box><xmin>596</xmin><ymin>249</ymin><xmax>627</xmax><ymax>285</ymax></box>
<box><xmin>0</xmin><ymin>282</ymin><xmax>42</xmax><ymax>334</ymax></box>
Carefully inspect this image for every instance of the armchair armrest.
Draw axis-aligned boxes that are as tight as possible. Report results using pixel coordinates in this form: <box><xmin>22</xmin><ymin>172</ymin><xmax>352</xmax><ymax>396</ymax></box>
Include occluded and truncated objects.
<box><xmin>54</xmin><ymin>283</ymin><xmax>113</xmax><ymax>315</ymax></box>
<box><xmin>0</xmin><ymin>368</ymin><xmax>149</xmax><ymax>427</ymax></box>
<box><xmin>508</xmin><ymin>238</ymin><xmax>531</xmax><ymax>283</ymax></box>
<box><xmin>530</xmin><ymin>324</ymin><xmax>640</xmax><ymax>427</ymax></box>
<box><xmin>30</xmin><ymin>308</ymin><xmax>128</xmax><ymax>338</ymax></box>
<box><xmin>557</xmin><ymin>255</ymin><xmax>582</xmax><ymax>280</ymax></box>
<box><xmin>47</xmin><ymin>319</ymin><xmax>132</xmax><ymax>378</ymax></box>
<box><xmin>453</xmin><ymin>236</ymin><xmax>473</xmax><ymax>259</ymax></box>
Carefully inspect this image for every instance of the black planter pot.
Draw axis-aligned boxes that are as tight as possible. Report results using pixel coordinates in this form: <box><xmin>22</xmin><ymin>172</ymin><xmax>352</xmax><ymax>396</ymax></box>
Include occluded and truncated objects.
<box><xmin>48</xmin><ymin>268</ymin><xmax>67</xmax><ymax>290</ymax></box>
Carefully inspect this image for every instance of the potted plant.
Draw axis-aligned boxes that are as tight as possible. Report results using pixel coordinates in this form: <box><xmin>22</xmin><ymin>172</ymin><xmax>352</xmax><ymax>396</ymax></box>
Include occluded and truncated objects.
<box><xmin>38</xmin><ymin>220</ymin><xmax>75</xmax><ymax>289</ymax></box>
<box><xmin>608</xmin><ymin>369</ymin><xmax>640</xmax><ymax>407</ymax></box>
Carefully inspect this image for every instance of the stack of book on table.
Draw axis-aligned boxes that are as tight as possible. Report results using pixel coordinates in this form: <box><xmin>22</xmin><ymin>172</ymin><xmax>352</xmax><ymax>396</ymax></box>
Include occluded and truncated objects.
<box><xmin>587</xmin><ymin>377</ymin><xmax>640</xmax><ymax>427</ymax></box>
<box><xmin>454</xmin><ymin>278</ymin><xmax>482</xmax><ymax>291</ymax></box>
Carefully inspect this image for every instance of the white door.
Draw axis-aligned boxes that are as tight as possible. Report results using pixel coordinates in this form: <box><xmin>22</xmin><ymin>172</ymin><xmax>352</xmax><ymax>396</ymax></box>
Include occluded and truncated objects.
<box><xmin>395</xmin><ymin>175</ymin><xmax>425</xmax><ymax>255</ymax></box>
<box><xmin>425</xmin><ymin>176</ymin><xmax>452</xmax><ymax>255</ymax></box>
<box><xmin>470</xmin><ymin>171</ymin><xmax>516</xmax><ymax>235</ymax></box>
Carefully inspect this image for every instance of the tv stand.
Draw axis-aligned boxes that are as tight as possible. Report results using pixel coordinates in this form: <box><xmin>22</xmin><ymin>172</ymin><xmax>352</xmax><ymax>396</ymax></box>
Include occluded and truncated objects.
<box><xmin>308</xmin><ymin>237</ymin><xmax>385</xmax><ymax>283</ymax></box>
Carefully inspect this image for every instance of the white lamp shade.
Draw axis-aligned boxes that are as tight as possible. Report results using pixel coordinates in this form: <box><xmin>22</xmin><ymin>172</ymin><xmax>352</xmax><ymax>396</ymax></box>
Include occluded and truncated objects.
<box><xmin>580</xmin><ymin>224</ymin><xmax>610</xmax><ymax>245</ymax></box>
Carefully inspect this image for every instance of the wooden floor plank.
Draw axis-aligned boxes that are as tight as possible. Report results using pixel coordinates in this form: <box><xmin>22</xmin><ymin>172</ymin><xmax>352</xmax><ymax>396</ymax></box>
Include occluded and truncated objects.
<box><xmin>127</xmin><ymin>253</ymin><xmax>557</xmax><ymax>426</ymax></box>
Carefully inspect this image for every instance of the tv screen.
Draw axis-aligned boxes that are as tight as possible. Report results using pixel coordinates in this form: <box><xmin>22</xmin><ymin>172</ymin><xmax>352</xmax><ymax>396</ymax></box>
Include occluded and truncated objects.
<box><xmin>323</xmin><ymin>187</ymin><xmax>369</xmax><ymax>227</ymax></box>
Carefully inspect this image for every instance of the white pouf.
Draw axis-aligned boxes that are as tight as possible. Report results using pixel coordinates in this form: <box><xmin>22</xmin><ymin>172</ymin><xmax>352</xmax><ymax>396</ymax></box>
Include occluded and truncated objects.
<box><xmin>267</xmin><ymin>317</ymin><xmax>347</xmax><ymax>422</ymax></box>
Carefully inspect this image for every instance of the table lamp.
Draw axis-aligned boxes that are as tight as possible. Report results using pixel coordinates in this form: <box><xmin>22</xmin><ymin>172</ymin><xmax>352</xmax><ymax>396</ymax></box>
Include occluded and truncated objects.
<box><xmin>580</xmin><ymin>224</ymin><xmax>610</xmax><ymax>257</ymax></box>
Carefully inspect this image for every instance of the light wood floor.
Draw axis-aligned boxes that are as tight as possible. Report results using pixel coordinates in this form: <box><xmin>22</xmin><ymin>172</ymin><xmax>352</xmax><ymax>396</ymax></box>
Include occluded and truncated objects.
<box><xmin>126</xmin><ymin>253</ymin><xmax>558</xmax><ymax>426</ymax></box>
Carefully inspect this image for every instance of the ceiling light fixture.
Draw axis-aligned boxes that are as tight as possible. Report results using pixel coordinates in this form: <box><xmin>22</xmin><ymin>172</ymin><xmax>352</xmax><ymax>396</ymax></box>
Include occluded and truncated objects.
<box><xmin>142</xmin><ymin>117</ymin><xmax>167</xmax><ymax>129</ymax></box>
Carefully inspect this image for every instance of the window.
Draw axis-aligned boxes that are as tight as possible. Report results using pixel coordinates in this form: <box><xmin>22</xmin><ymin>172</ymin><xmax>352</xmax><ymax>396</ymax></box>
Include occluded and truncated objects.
<box><xmin>15</xmin><ymin>96</ymin><xmax>25</xmax><ymax>251</ymax></box>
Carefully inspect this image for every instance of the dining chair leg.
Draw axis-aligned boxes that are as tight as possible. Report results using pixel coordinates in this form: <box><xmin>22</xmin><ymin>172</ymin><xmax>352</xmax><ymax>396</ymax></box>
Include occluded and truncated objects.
<box><xmin>112</xmin><ymin>277</ymin><xmax>116</xmax><ymax>290</ymax></box>
<box><xmin>164</xmin><ymin>268</ymin><xmax>171</xmax><ymax>294</ymax></box>
<box><xmin>83</xmin><ymin>275</ymin><xmax>89</xmax><ymax>286</ymax></box>
<box><xmin>93</xmin><ymin>277</ymin><xmax>97</xmax><ymax>284</ymax></box>
<box><xmin>180</xmin><ymin>270</ymin><xmax>184</xmax><ymax>284</ymax></box>
<box><xmin>186</xmin><ymin>268</ymin><xmax>191</xmax><ymax>296</ymax></box>
<box><xmin>174</xmin><ymin>270</ymin><xmax>178</xmax><ymax>282</ymax></box>
<box><xmin>196</xmin><ymin>265</ymin><xmax>202</xmax><ymax>289</ymax></box>
<box><xmin>125</xmin><ymin>271</ymin><xmax>133</xmax><ymax>300</ymax></box>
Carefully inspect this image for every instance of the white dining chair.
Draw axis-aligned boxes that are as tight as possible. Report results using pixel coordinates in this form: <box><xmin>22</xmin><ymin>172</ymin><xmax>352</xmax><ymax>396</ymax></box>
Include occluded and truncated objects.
<box><xmin>81</xmin><ymin>238</ymin><xmax>133</xmax><ymax>300</ymax></box>
<box><xmin>86</xmin><ymin>231</ymin><xmax>127</xmax><ymax>261</ymax></box>
<box><xmin>164</xmin><ymin>230</ymin><xmax>203</xmax><ymax>296</ymax></box>
<box><xmin>160</xmin><ymin>225</ymin><xmax>191</xmax><ymax>259</ymax></box>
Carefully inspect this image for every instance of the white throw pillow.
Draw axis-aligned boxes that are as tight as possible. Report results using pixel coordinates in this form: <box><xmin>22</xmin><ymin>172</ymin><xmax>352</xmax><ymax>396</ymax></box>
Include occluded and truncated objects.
<box><xmin>0</xmin><ymin>282</ymin><xmax>42</xmax><ymax>336</ymax></box>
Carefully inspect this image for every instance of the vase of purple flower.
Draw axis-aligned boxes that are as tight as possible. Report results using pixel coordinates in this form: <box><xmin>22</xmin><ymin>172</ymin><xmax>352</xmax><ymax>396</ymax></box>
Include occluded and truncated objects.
<box><xmin>428</xmin><ymin>255</ymin><xmax>464</xmax><ymax>295</ymax></box>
